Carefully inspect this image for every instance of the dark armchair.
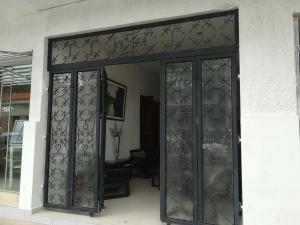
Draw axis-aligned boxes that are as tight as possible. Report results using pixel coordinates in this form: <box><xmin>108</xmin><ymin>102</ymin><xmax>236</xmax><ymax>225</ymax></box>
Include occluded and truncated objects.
<box><xmin>130</xmin><ymin>148</ymin><xmax>159</xmax><ymax>185</ymax></box>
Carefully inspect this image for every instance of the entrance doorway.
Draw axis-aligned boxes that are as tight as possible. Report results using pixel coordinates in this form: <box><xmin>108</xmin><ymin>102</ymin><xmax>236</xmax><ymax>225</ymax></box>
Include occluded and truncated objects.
<box><xmin>44</xmin><ymin>10</ymin><xmax>241</xmax><ymax>225</ymax></box>
<box><xmin>102</xmin><ymin>62</ymin><xmax>161</xmax><ymax>224</ymax></box>
<box><xmin>100</xmin><ymin>55</ymin><xmax>238</xmax><ymax>225</ymax></box>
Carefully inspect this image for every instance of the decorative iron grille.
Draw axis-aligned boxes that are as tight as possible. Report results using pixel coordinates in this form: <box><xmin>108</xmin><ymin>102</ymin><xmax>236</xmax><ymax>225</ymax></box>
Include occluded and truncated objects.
<box><xmin>50</xmin><ymin>14</ymin><xmax>236</xmax><ymax>65</ymax></box>
<box><xmin>47</xmin><ymin>73</ymin><xmax>71</xmax><ymax>206</ymax></box>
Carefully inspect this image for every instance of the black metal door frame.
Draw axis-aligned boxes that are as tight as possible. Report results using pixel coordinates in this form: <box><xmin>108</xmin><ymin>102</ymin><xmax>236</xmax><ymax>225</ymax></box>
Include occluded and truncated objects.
<box><xmin>160</xmin><ymin>57</ymin><xmax>198</xmax><ymax>225</ymax></box>
<box><xmin>196</xmin><ymin>53</ymin><xmax>240</xmax><ymax>225</ymax></box>
<box><xmin>160</xmin><ymin>53</ymin><xmax>240</xmax><ymax>225</ymax></box>
<box><xmin>44</xmin><ymin>66</ymin><xmax>105</xmax><ymax>213</ymax></box>
<box><xmin>44</xmin><ymin>9</ymin><xmax>241</xmax><ymax>222</ymax></box>
<box><xmin>44</xmin><ymin>69</ymin><xmax>73</xmax><ymax>211</ymax></box>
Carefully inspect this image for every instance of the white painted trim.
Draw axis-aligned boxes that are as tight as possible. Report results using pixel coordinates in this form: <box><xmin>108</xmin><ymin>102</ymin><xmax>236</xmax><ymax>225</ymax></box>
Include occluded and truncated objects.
<box><xmin>294</xmin><ymin>17</ymin><xmax>300</xmax><ymax>115</ymax></box>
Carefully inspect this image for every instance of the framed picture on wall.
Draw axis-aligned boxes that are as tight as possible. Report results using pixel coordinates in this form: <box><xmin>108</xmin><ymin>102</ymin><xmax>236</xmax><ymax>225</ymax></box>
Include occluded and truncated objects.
<box><xmin>106</xmin><ymin>79</ymin><xmax>127</xmax><ymax>121</ymax></box>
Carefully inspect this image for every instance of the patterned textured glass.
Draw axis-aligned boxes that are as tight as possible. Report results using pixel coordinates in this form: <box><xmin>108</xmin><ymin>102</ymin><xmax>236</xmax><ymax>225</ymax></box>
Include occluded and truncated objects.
<box><xmin>47</xmin><ymin>73</ymin><xmax>71</xmax><ymax>206</ymax></box>
<box><xmin>73</xmin><ymin>71</ymin><xmax>98</xmax><ymax>208</ymax></box>
<box><xmin>165</xmin><ymin>62</ymin><xmax>193</xmax><ymax>221</ymax></box>
<box><xmin>51</xmin><ymin>15</ymin><xmax>235</xmax><ymax>65</ymax></box>
<box><xmin>202</xmin><ymin>58</ymin><xmax>234</xmax><ymax>225</ymax></box>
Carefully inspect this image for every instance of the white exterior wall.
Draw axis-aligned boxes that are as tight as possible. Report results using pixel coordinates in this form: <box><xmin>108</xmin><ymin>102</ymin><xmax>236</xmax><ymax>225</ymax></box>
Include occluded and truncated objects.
<box><xmin>0</xmin><ymin>0</ymin><xmax>300</xmax><ymax>225</ymax></box>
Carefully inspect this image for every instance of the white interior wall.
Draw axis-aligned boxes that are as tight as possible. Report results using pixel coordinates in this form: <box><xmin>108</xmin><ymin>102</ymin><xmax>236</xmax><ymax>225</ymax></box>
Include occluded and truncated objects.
<box><xmin>0</xmin><ymin>0</ymin><xmax>299</xmax><ymax>225</ymax></box>
<box><xmin>105</xmin><ymin>63</ymin><xmax>160</xmax><ymax>161</ymax></box>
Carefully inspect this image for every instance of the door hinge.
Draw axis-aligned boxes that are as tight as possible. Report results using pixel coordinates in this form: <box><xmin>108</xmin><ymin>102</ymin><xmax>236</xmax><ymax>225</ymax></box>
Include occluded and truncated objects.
<box><xmin>296</xmin><ymin>45</ymin><xmax>300</xmax><ymax>53</ymax></box>
<box><xmin>237</xmin><ymin>74</ymin><xmax>240</xmax><ymax>80</ymax></box>
<box><xmin>239</xmin><ymin>202</ymin><xmax>243</xmax><ymax>215</ymax></box>
<box><xmin>238</xmin><ymin>136</ymin><xmax>241</xmax><ymax>143</ymax></box>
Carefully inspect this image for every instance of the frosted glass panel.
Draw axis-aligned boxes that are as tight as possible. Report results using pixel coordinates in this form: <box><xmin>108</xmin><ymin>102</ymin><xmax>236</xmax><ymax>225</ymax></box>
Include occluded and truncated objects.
<box><xmin>165</xmin><ymin>62</ymin><xmax>193</xmax><ymax>221</ymax></box>
<box><xmin>202</xmin><ymin>58</ymin><xmax>234</xmax><ymax>225</ymax></box>
<box><xmin>73</xmin><ymin>71</ymin><xmax>98</xmax><ymax>209</ymax></box>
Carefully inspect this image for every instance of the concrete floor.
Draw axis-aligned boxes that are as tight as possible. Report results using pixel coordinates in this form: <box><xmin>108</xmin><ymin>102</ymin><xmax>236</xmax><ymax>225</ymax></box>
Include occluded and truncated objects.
<box><xmin>28</xmin><ymin>178</ymin><xmax>164</xmax><ymax>225</ymax></box>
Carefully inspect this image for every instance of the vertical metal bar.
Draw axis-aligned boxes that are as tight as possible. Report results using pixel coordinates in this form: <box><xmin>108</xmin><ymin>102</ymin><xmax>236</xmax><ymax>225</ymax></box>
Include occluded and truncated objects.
<box><xmin>47</xmin><ymin>40</ymin><xmax>53</xmax><ymax>71</ymax></box>
<box><xmin>234</xmin><ymin>13</ymin><xmax>242</xmax><ymax>217</ymax></box>
<box><xmin>95</xmin><ymin>67</ymin><xmax>101</xmax><ymax>211</ymax></box>
<box><xmin>98</xmin><ymin>66</ymin><xmax>107</xmax><ymax>212</ymax></box>
<box><xmin>234</xmin><ymin>10</ymin><xmax>239</xmax><ymax>50</ymax></box>
<box><xmin>43</xmin><ymin>72</ymin><xmax>54</xmax><ymax>205</ymax></box>
<box><xmin>160</xmin><ymin>61</ymin><xmax>166</xmax><ymax>221</ymax></box>
<box><xmin>67</xmin><ymin>70</ymin><xmax>77</xmax><ymax>208</ymax></box>
<box><xmin>236</xmin><ymin>53</ymin><xmax>243</xmax><ymax>208</ymax></box>
<box><xmin>196</xmin><ymin>58</ymin><xmax>203</xmax><ymax>225</ymax></box>
<box><xmin>231</xmin><ymin>54</ymin><xmax>241</xmax><ymax>225</ymax></box>
<box><xmin>191</xmin><ymin>58</ymin><xmax>198</xmax><ymax>224</ymax></box>
<box><xmin>192</xmin><ymin>58</ymin><xmax>201</xmax><ymax>224</ymax></box>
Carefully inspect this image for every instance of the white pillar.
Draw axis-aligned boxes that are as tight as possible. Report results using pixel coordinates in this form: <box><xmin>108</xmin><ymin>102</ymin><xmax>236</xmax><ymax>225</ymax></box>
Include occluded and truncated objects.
<box><xmin>19</xmin><ymin>39</ymin><xmax>49</xmax><ymax>210</ymax></box>
<box><xmin>239</xmin><ymin>1</ymin><xmax>300</xmax><ymax>225</ymax></box>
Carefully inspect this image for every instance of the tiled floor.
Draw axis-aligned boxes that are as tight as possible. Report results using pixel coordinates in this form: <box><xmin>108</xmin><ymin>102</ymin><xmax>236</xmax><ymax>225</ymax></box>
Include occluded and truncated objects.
<box><xmin>0</xmin><ymin>191</ymin><xmax>19</xmax><ymax>207</ymax></box>
<box><xmin>29</xmin><ymin>178</ymin><xmax>164</xmax><ymax>225</ymax></box>
<box><xmin>0</xmin><ymin>218</ymin><xmax>41</xmax><ymax>225</ymax></box>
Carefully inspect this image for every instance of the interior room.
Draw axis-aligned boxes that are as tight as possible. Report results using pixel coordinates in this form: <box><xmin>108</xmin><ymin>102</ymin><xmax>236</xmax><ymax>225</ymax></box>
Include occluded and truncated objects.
<box><xmin>103</xmin><ymin>61</ymin><xmax>161</xmax><ymax>222</ymax></box>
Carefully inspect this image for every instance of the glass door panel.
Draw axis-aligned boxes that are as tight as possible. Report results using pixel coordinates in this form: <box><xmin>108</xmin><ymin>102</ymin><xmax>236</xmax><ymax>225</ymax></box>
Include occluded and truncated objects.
<box><xmin>201</xmin><ymin>58</ymin><xmax>234</xmax><ymax>225</ymax></box>
<box><xmin>161</xmin><ymin>57</ymin><xmax>238</xmax><ymax>225</ymax></box>
<box><xmin>163</xmin><ymin>61</ymin><xmax>195</xmax><ymax>222</ymax></box>
<box><xmin>6</xmin><ymin>85</ymin><xmax>30</xmax><ymax>192</ymax></box>
<box><xmin>72</xmin><ymin>70</ymin><xmax>99</xmax><ymax>210</ymax></box>
<box><xmin>46</xmin><ymin>73</ymin><xmax>72</xmax><ymax>206</ymax></box>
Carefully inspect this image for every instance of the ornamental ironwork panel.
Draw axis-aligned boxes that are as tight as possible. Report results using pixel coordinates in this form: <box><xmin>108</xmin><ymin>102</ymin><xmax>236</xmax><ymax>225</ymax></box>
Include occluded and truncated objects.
<box><xmin>47</xmin><ymin>73</ymin><xmax>71</xmax><ymax>206</ymax></box>
<box><xmin>201</xmin><ymin>58</ymin><xmax>234</xmax><ymax>225</ymax></box>
<box><xmin>165</xmin><ymin>62</ymin><xmax>194</xmax><ymax>221</ymax></box>
<box><xmin>51</xmin><ymin>14</ymin><xmax>235</xmax><ymax>65</ymax></box>
<box><xmin>73</xmin><ymin>71</ymin><xmax>98</xmax><ymax>209</ymax></box>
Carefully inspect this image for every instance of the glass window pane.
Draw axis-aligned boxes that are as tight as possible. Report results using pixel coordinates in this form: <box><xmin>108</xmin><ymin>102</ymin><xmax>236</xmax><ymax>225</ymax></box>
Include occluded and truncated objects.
<box><xmin>47</xmin><ymin>73</ymin><xmax>71</xmax><ymax>206</ymax></box>
<box><xmin>73</xmin><ymin>71</ymin><xmax>98</xmax><ymax>209</ymax></box>
<box><xmin>202</xmin><ymin>58</ymin><xmax>234</xmax><ymax>225</ymax></box>
<box><xmin>0</xmin><ymin>84</ymin><xmax>30</xmax><ymax>192</ymax></box>
<box><xmin>0</xmin><ymin>86</ymin><xmax>11</xmax><ymax>191</ymax></box>
<box><xmin>165</xmin><ymin>62</ymin><xmax>194</xmax><ymax>221</ymax></box>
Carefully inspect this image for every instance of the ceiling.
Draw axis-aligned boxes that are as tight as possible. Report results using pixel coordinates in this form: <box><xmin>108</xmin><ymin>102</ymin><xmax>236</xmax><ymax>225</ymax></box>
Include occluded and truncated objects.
<box><xmin>0</xmin><ymin>51</ymin><xmax>32</xmax><ymax>85</ymax></box>
<box><xmin>0</xmin><ymin>0</ymin><xmax>87</xmax><ymax>22</ymax></box>
<box><xmin>0</xmin><ymin>64</ymin><xmax>32</xmax><ymax>85</ymax></box>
